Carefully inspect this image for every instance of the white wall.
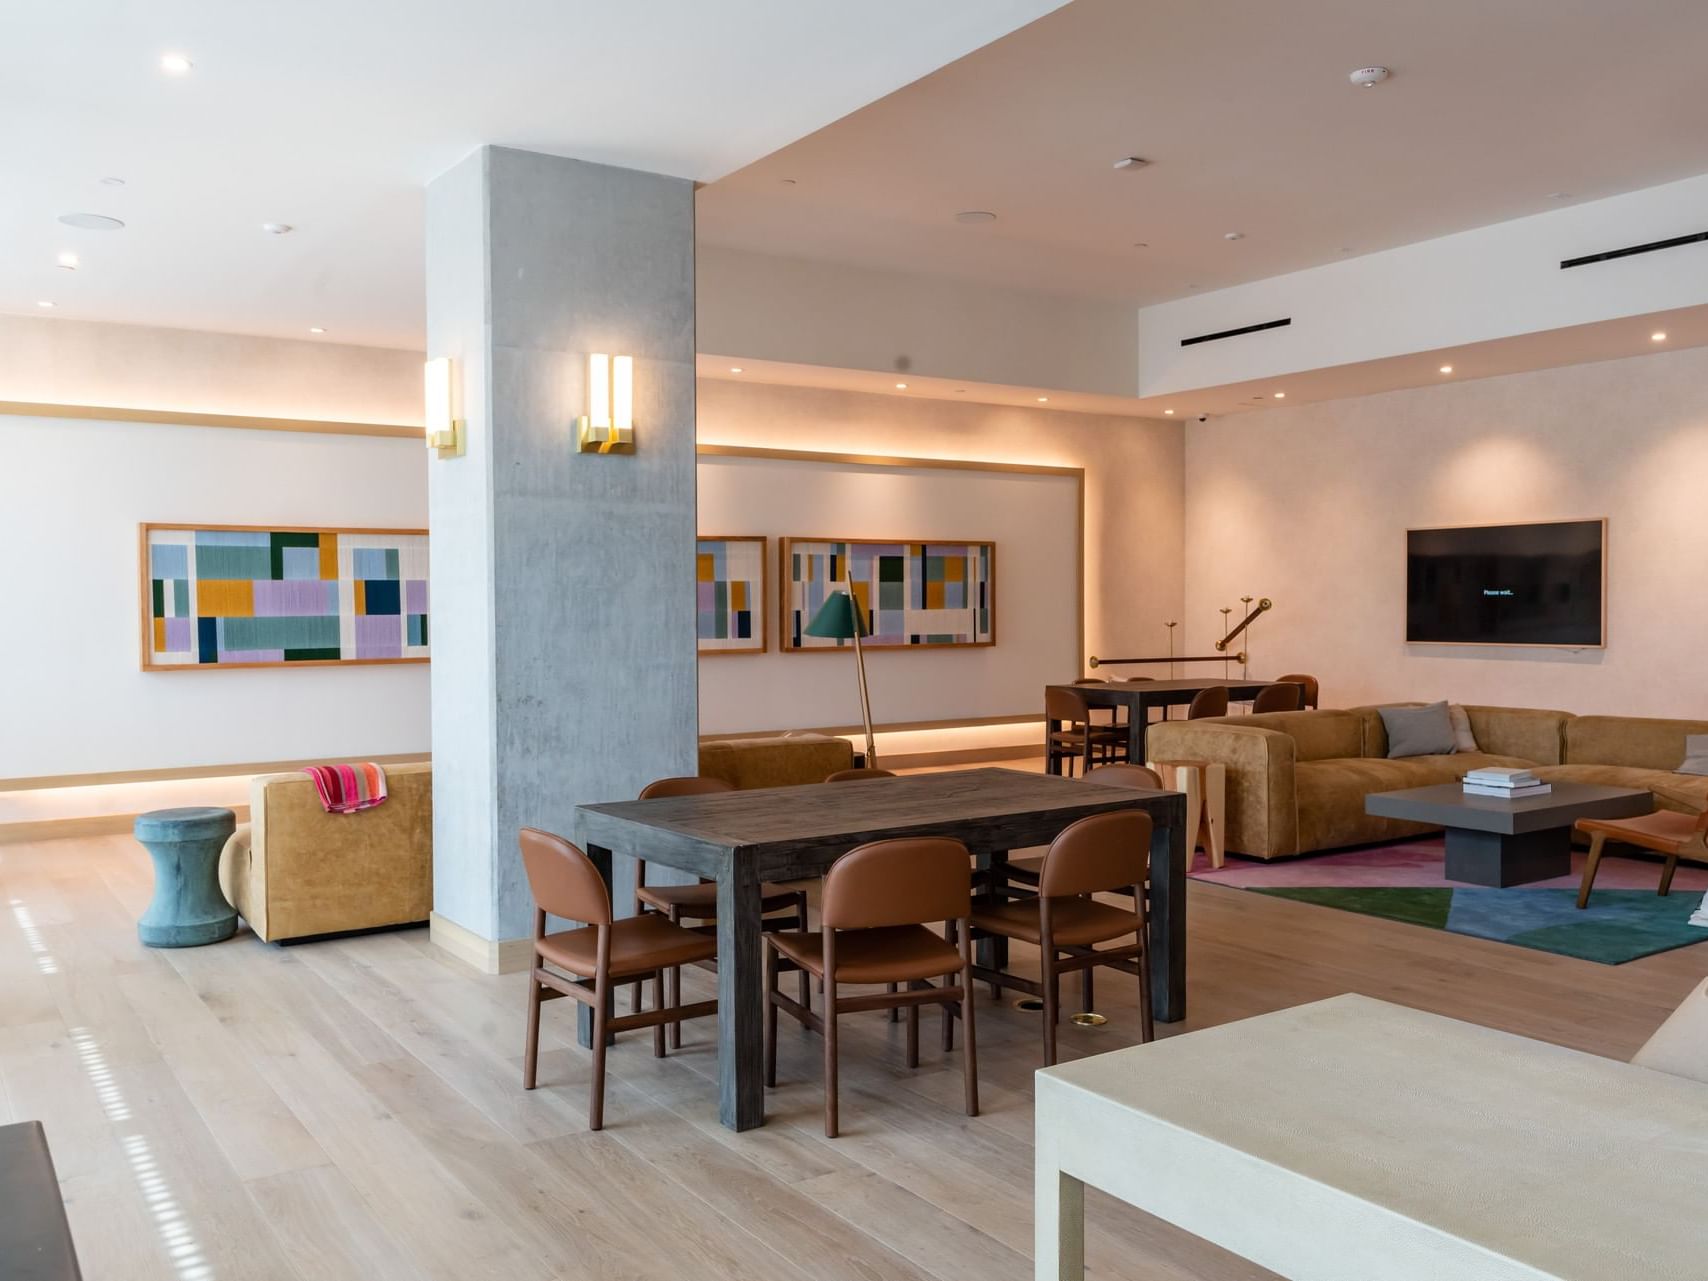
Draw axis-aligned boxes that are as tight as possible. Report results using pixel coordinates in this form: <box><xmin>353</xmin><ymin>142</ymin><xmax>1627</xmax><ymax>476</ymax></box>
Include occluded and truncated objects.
<box><xmin>1183</xmin><ymin>344</ymin><xmax>1708</xmax><ymax>717</ymax></box>
<box><xmin>697</xmin><ymin>454</ymin><xmax>1079</xmax><ymax>733</ymax></box>
<box><xmin>1140</xmin><ymin>172</ymin><xmax>1708</xmax><ymax>398</ymax></box>
<box><xmin>698</xmin><ymin>245</ymin><xmax>1141</xmax><ymax>396</ymax></box>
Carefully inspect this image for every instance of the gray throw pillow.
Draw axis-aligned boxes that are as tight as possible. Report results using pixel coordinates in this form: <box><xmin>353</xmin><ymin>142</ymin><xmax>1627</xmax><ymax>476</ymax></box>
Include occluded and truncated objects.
<box><xmin>1678</xmin><ymin>735</ymin><xmax>1708</xmax><ymax>776</ymax></box>
<box><xmin>1381</xmin><ymin>701</ymin><xmax>1457</xmax><ymax>758</ymax></box>
<box><xmin>1448</xmin><ymin>704</ymin><xmax>1480</xmax><ymax>753</ymax></box>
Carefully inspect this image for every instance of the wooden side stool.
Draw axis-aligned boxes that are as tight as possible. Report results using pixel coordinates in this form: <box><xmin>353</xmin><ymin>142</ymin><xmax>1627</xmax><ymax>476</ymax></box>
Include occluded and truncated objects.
<box><xmin>1148</xmin><ymin>759</ymin><xmax>1225</xmax><ymax>870</ymax></box>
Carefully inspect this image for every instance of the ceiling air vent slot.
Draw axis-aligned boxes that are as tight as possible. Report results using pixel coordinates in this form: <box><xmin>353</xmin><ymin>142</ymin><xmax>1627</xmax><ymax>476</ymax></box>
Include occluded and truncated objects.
<box><xmin>1561</xmin><ymin>229</ymin><xmax>1708</xmax><ymax>270</ymax></box>
<box><xmin>1180</xmin><ymin>317</ymin><xmax>1291</xmax><ymax>347</ymax></box>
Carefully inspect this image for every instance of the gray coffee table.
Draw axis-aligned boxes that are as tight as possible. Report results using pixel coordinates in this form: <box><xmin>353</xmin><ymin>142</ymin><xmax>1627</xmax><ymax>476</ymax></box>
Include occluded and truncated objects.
<box><xmin>1365</xmin><ymin>782</ymin><xmax>1653</xmax><ymax>887</ymax></box>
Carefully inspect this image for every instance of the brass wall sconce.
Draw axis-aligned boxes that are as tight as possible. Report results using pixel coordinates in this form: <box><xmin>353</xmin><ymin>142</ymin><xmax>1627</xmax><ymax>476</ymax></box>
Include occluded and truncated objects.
<box><xmin>423</xmin><ymin>356</ymin><xmax>464</xmax><ymax>459</ymax></box>
<box><xmin>578</xmin><ymin>352</ymin><xmax>635</xmax><ymax>454</ymax></box>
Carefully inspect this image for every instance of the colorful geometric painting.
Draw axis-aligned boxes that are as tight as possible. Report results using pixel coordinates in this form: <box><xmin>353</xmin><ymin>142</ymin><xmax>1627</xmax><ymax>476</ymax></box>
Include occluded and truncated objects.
<box><xmin>698</xmin><ymin>536</ymin><xmax>766</xmax><ymax>654</ymax></box>
<box><xmin>140</xmin><ymin>524</ymin><xmax>429</xmax><ymax>669</ymax></box>
<box><xmin>1190</xmin><ymin>836</ymin><xmax>1708</xmax><ymax>965</ymax></box>
<box><xmin>781</xmin><ymin>538</ymin><xmax>994</xmax><ymax>651</ymax></box>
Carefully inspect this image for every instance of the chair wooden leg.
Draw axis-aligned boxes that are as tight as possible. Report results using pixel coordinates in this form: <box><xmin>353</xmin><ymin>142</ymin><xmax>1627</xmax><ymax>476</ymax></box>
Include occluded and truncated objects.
<box><xmin>1040</xmin><ymin>950</ymin><xmax>1059</xmax><ymax>1067</ymax></box>
<box><xmin>793</xmin><ymin>892</ymin><xmax>811</xmax><ymax>1009</ymax></box>
<box><xmin>888</xmin><ymin>982</ymin><xmax>900</xmax><ymax>1023</ymax></box>
<box><xmin>958</xmin><ymin>927</ymin><xmax>979</xmax><ymax>1118</ymax></box>
<box><xmin>824</xmin><ymin>983</ymin><xmax>841</xmax><ymax>1138</ymax></box>
<box><xmin>1577</xmin><ymin>832</ymin><xmax>1608</xmax><ymax>909</ymax></box>
<box><xmin>905</xmin><ymin>983</ymin><xmax>920</xmax><ymax>1070</ymax></box>
<box><xmin>652</xmin><ymin>970</ymin><xmax>666</xmax><ymax>1058</ymax></box>
<box><xmin>1659</xmin><ymin>855</ymin><xmax>1680</xmax><ymax>896</ymax></box>
<box><xmin>668</xmin><ymin>905</ymin><xmax>684</xmax><ymax>1049</ymax></box>
<box><xmin>522</xmin><ymin>970</ymin><xmax>542</xmax><ymax>1089</ymax></box>
<box><xmin>589</xmin><ymin>983</ymin><xmax>611</xmax><ymax>1132</ymax></box>
<box><xmin>764</xmin><ymin>945</ymin><xmax>779</xmax><ymax>1088</ymax></box>
<box><xmin>1080</xmin><ymin>965</ymin><xmax>1093</xmax><ymax>1012</ymax></box>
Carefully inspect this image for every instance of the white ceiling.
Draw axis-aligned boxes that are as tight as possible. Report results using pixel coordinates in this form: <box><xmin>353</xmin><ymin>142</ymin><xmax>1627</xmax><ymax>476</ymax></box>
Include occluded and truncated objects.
<box><xmin>0</xmin><ymin>0</ymin><xmax>1064</xmax><ymax>348</ymax></box>
<box><xmin>699</xmin><ymin>0</ymin><xmax>1708</xmax><ymax>306</ymax></box>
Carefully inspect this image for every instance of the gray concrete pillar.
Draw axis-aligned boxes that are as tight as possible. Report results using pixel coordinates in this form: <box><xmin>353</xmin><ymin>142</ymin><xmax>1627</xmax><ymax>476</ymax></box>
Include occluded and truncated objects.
<box><xmin>425</xmin><ymin>146</ymin><xmax>698</xmax><ymax>966</ymax></box>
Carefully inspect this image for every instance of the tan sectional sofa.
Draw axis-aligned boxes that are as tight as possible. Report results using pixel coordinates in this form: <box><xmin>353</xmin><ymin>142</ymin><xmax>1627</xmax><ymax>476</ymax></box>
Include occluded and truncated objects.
<box><xmin>1147</xmin><ymin>706</ymin><xmax>1708</xmax><ymax>860</ymax></box>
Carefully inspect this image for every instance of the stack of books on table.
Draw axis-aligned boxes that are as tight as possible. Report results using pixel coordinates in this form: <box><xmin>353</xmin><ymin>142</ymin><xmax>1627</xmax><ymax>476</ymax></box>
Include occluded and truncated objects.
<box><xmin>1462</xmin><ymin>767</ymin><xmax>1552</xmax><ymax>799</ymax></box>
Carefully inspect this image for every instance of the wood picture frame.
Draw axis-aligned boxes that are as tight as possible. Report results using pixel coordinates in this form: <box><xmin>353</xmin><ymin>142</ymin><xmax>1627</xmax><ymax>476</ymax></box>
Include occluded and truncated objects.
<box><xmin>779</xmin><ymin>537</ymin><xmax>996</xmax><ymax>652</ymax></box>
<box><xmin>697</xmin><ymin>535</ymin><xmax>768</xmax><ymax>655</ymax></box>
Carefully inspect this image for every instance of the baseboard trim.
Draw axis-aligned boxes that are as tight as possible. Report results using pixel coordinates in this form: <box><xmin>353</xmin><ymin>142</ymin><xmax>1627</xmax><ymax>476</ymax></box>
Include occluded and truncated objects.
<box><xmin>429</xmin><ymin>911</ymin><xmax>532</xmax><ymax>975</ymax></box>
<box><xmin>0</xmin><ymin>806</ymin><xmax>252</xmax><ymax>845</ymax></box>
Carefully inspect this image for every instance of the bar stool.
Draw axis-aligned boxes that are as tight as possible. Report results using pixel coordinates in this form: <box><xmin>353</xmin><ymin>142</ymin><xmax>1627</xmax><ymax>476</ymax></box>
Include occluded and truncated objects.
<box><xmin>1147</xmin><ymin>758</ymin><xmax>1226</xmax><ymax>870</ymax></box>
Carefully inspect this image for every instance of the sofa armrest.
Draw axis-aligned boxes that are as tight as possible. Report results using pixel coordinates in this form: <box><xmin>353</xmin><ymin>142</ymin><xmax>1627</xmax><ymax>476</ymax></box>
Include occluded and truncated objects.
<box><xmin>218</xmin><ymin>821</ymin><xmax>264</xmax><ymax>939</ymax></box>
<box><xmin>1146</xmin><ymin>721</ymin><xmax>1298</xmax><ymax>858</ymax></box>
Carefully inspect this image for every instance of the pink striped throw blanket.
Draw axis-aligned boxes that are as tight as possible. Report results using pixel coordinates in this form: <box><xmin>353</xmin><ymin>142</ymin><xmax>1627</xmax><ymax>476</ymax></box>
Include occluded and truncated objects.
<box><xmin>302</xmin><ymin>763</ymin><xmax>389</xmax><ymax>814</ymax></box>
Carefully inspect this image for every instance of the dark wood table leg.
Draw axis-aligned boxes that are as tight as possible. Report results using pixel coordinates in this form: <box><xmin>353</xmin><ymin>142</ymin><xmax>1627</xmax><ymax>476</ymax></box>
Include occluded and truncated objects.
<box><xmin>716</xmin><ymin>857</ymin><xmax>765</xmax><ymax>1131</ymax></box>
<box><xmin>578</xmin><ymin>842</ymin><xmax>615</xmax><ymax>1049</ymax></box>
<box><xmin>1045</xmin><ymin>717</ymin><xmax>1062</xmax><ymax>775</ymax></box>
<box><xmin>1148</xmin><ymin>795</ymin><xmax>1187</xmax><ymax>1023</ymax></box>
<box><xmin>973</xmin><ymin>848</ymin><xmax>1012</xmax><ymax>975</ymax></box>
<box><xmin>1130</xmin><ymin>696</ymin><xmax>1153</xmax><ymax>765</ymax></box>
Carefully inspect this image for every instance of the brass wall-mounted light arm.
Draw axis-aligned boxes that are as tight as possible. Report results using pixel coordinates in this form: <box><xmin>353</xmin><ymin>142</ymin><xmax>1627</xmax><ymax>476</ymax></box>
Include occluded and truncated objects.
<box><xmin>1214</xmin><ymin>598</ymin><xmax>1272</xmax><ymax>652</ymax></box>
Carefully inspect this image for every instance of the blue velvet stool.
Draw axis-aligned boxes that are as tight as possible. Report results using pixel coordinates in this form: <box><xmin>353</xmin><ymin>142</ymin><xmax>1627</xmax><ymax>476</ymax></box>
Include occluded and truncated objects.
<box><xmin>134</xmin><ymin>807</ymin><xmax>238</xmax><ymax>947</ymax></box>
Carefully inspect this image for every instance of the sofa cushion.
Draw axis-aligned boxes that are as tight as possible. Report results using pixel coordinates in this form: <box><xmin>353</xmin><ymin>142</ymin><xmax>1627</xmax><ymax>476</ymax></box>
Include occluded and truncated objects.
<box><xmin>1232</xmin><ymin>709</ymin><xmax>1364</xmax><ymax>761</ymax></box>
<box><xmin>698</xmin><ymin>733</ymin><xmax>855</xmax><ymax>789</ymax></box>
<box><xmin>1380</xmin><ymin>702</ymin><xmax>1457</xmax><ymax>758</ymax></box>
<box><xmin>1448</xmin><ymin>705</ymin><xmax>1479</xmax><ymax>753</ymax></box>
<box><xmin>1295</xmin><ymin>753</ymin><xmax>1538</xmax><ymax>852</ymax></box>
<box><xmin>1679</xmin><ymin>735</ymin><xmax>1708</xmax><ymax>776</ymax></box>
<box><xmin>1566</xmin><ymin>715</ymin><xmax>1708</xmax><ymax>771</ymax></box>
<box><xmin>1532</xmin><ymin>764</ymin><xmax>1708</xmax><ymax>815</ymax></box>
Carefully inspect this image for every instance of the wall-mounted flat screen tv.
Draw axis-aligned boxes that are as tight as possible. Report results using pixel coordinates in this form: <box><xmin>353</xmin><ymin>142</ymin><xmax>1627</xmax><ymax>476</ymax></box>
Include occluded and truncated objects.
<box><xmin>1406</xmin><ymin>519</ymin><xmax>1605</xmax><ymax>647</ymax></box>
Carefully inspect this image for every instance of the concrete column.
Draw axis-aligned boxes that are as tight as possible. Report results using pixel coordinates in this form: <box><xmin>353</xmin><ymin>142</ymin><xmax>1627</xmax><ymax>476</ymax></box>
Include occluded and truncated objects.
<box><xmin>425</xmin><ymin>146</ymin><xmax>698</xmax><ymax>967</ymax></box>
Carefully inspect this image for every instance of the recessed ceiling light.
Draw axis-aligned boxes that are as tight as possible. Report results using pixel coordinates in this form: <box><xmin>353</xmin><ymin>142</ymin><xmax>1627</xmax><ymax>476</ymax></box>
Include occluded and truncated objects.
<box><xmin>1224</xmin><ymin>231</ymin><xmax>1245</xmax><ymax>241</ymax></box>
<box><xmin>57</xmin><ymin>212</ymin><xmax>124</xmax><ymax>231</ymax></box>
<box><xmin>1348</xmin><ymin>66</ymin><xmax>1390</xmax><ymax>88</ymax></box>
<box><xmin>953</xmin><ymin>211</ymin><xmax>997</xmax><ymax>225</ymax></box>
<box><xmin>56</xmin><ymin>252</ymin><xmax>78</xmax><ymax>270</ymax></box>
<box><xmin>729</xmin><ymin>366</ymin><xmax>743</xmax><ymax>374</ymax></box>
<box><xmin>308</xmin><ymin>326</ymin><xmax>326</xmax><ymax>335</ymax></box>
<box><xmin>895</xmin><ymin>382</ymin><xmax>908</xmax><ymax>390</ymax></box>
<box><xmin>1036</xmin><ymin>396</ymin><xmax>1048</xmax><ymax>403</ymax></box>
<box><xmin>1439</xmin><ymin>364</ymin><xmax>1453</xmax><ymax>374</ymax></box>
<box><xmin>1164</xmin><ymin>409</ymin><xmax>1174</xmax><ymax>415</ymax></box>
<box><xmin>1273</xmin><ymin>392</ymin><xmax>1286</xmax><ymax>399</ymax></box>
<box><xmin>160</xmin><ymin>52</ymin><xmax>193</xmax><ymax>75</ymax></box>
<box><xmin>36</xmin><ymin>300</ymin><xmax>55</xmax><ymax>308</ymax></box>
<box><xmin>261</xmin><ymin>222</ymin><xmax>293</xmax><ymax>236</ymax></box>
<box><xmin>1112</xmin><ymin>157</ymin><xmax>1150</xmax><ymax>171</ymax></box>
<box><xmin>100</xmin><ymin>176</ymin><xmax>126</xmax><ymax>188</ymax></box>
<box><xmin>1651</xmin><ymin>331</ymin><xmax>1668</xmax><ymax>342</ymax></box>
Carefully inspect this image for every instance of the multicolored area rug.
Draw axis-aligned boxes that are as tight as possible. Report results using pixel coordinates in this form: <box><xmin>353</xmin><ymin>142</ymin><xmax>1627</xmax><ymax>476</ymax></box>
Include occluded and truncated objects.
<box><xmin>1190</xmin><ymin>839</ymin><xmax>1708</xmax><ymax>965</ymax></box>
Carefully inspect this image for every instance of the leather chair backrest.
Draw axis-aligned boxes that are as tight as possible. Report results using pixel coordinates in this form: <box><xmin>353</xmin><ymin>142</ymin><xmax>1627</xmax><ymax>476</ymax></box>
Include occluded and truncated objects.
<box><xmin>639</xmin><ymin>775</ymin><xmax>735</xmax><ymax>799</ymax></box>
<box><xmin>1188</xmin><ymin>685</ymin><xmax>1230</xmax><ymax>719</ymax></box>
<box><xmin>822</xmin><ymin>837</ymin><xmax>971</xmax><ymax>930</ymax></box>
<box><xmin>519</xmin><ymin>827</ymin><xmax>612</xmax><ymax>926</ymax></box>
<box><xmin>1046</xmin><ymin>686</ymin><xmax>1092</xmax><ymax>723</ymax></box>
<box><xmin>1276</xmin><ymin>673</ymin><xmax>1320</xmax><ymax>708</ymax></box>
<box><xmin>1084</xmin><ymin>763</ymin><xmax>1163</xmax><ymax>790</ymax></box>
<box><xmin>1251</xmin><ymin>683</ymin><xmax>1303</xmax><ymax>714</ymax></box>
<box><xmin>825</xmin><ymin>768</ymin><xmax>897</xmax><ymax>782</ymax></box>
<box><xmin>1040</xmin><ymin>811</ymin><xmax>1152</xmax><ymax>899</ymax></box>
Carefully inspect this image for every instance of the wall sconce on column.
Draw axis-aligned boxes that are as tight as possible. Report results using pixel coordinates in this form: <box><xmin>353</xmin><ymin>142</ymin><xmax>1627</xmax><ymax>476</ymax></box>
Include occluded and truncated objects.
<box><xmin>423</xmin><ymin>356</ymin><xmax>464</xmax><ymax>459</ymax></box>
<box><xmin>578</xmin><ymin>352</ymin><xmax>635</xmax><ymax>454</ymax></box>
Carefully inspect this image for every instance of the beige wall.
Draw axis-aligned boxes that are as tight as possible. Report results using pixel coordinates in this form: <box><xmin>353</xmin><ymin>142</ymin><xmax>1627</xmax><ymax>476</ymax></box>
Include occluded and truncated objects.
<box><xmin>698</xmin><ymin>379</ymin><xmax>1185</xmax><ymax>673</ymax></box>
<box><xmin>1183</xmin><ymin>345</ymin><xmax>1708</xmax><ymax>718</ymax></box>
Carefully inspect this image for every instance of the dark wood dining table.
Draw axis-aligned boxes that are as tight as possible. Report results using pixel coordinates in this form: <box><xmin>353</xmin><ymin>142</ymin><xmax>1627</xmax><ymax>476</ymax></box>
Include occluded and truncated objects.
<box><xmin>1047</xmin><ymin>676</ymin><xmax>1300</xmax><ymax>765</ymax></box>
<box><xmin>576</xmin><ymin>767</ymin><xmax>1187</xmax><ymax>1131</ymax></box>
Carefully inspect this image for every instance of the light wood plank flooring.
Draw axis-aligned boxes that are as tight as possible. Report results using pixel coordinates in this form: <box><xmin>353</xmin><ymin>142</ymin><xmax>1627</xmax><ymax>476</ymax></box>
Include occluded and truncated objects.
<box><xmin>2</xmin><ymin>776</ymin><xmax>1703</xmax><ymax>1280</ymax></box>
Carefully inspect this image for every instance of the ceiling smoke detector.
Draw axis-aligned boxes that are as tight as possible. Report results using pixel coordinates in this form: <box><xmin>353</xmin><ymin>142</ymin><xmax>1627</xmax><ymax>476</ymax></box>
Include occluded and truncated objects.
<box><xmin>1112</xmin><ymin>156</ymin><xmax>1150</xmax><ymax>171</ymax></box>
<box><xmin>1349</xmin><ymin>66</ymin><xmax>1391</xmax><ymax>88</ymax></box>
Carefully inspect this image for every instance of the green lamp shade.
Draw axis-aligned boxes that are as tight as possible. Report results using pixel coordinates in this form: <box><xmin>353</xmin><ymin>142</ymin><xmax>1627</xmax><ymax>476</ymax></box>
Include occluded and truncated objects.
<box><xmin>805</xmin><ymin>590</ymin><xmax>866</xmax><ymax>639</ymax></box>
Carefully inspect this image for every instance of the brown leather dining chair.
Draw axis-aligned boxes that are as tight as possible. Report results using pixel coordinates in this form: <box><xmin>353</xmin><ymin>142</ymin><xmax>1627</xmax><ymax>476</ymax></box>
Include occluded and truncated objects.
<box><xmin>764</xmin><ymin>836</ymin><xmax>978</xmax><ymax>1137</ymax></box>
<box><xmin>1046</xmin><ymin>686</ymin><xmax>1126</xmax><ymax>776</ymax></box>
<box><xmin>1275</xmin><ymin>673</ymin><xmax>1320</xmax><ymax>709</ymax></box>
<box><xmin>633</xmin><ymin>776</ymin><xmax>807</xmax><ymax>1045</ymax></box>
<box><xmin>967</xmin><ymin>810</ymin><xmax>1153</xmax><ymax>1065</ymax></box>
<box><xmin>518</xmin><ymin>827</ymin><xmax>719</xmax><ymax>1130</ymax></box>
<box><xmin>1251</xmin><ymin>682</ymin><xmax>1303</xmax><ymax>714</ymax></box>
<box><xmin>1187</xmin><ymin>685</ymin><xmax>1230</xmax><ymax>719</ymax></box>
<box><xmin>824</xmin><ymin>768</ymin><xmax>897</xmax><ymax>782</ymax></box>
<box><xmin>1004</xmin><ymin>764</ymin><xmax>1162</xmax><ymax>896</ymax></box>
<box><xmin>1575</xmin><ymin>806</ymin><xmax>1708</xmax><ymax>908</ymax></box>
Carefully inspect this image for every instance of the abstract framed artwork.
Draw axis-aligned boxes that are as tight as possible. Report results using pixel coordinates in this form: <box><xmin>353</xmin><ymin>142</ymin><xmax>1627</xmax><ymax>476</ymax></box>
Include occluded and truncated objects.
<box><xmin>139</xmin><ymin>523</ymin><xmax>430</xmax><ymax>670</ymax></box>
<box><xmin>697</xmin><ymin>535</ymin><xmax>767</xmax><ymax>654</ymax></box>
<box><xmin>781</xmin><ymin>538</ymin><xmax>994</xmax><ymax>651</ymax></box>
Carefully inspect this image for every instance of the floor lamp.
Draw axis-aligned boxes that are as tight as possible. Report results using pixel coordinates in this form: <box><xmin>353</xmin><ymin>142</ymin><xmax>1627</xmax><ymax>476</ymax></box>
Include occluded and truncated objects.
<box><xmin>805</xmin><ymin>585</ymin><xmax>878</xmax><ymax>770</ymax></box>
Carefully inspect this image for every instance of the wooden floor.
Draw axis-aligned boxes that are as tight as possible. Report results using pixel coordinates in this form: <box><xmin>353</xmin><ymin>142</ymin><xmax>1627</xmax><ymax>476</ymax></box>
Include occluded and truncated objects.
<box><xmin>3</xmin><ymin>774</ymin><xmax>1704</xmax><ymax>1281</ymax></box>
